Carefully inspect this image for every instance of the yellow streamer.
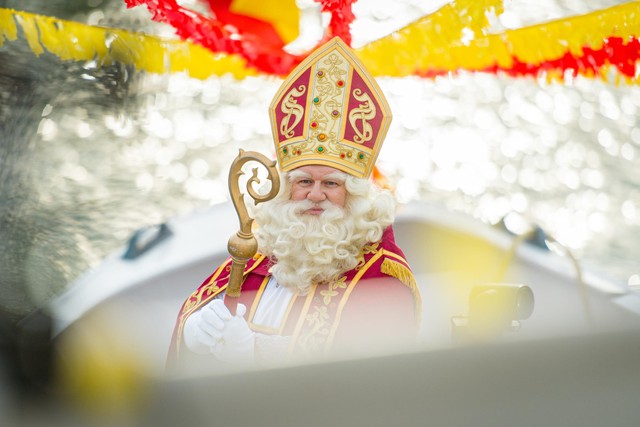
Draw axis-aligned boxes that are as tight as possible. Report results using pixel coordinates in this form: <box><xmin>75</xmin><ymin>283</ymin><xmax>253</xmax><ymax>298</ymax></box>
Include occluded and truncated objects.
<box><xmin>230</xmin><ymin>0</ymin><xmax>300</xmax><ymax>43</ymax></box>
<box><xmin>358</xmin><ymin>0</ymin><xmax>640</xmax><ymax>82</ymax></box>
<box><xmin>0</xmin><ymin>7</ymin><xmax>256</xmax><ymax>80</ymax></box>
<box><xmin>0</xmin><ymin>8</ymin><xmax>18</xmax><ymax>46</ymax></box>
<box><xmin>358</xmin><ymin>0</ymin><xmax>505</xmax><ymax>75</ymax></box>
<box><xmin>15</xmin><ymin>13</ymin><xmax>44</xmax><ymax>56</ymax></box>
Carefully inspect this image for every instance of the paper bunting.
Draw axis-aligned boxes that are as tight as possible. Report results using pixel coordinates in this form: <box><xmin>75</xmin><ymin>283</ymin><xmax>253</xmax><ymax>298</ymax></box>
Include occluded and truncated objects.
<box><xmin>1</xmin><ymin>0</ymin><xmax>639</xmax><ymax>83</ymax></box>
<box><xmin>0</xmin><ymin>7</ymin><xmax>256</xmax><ymax>79</ymax></box>
<box><xmin>123</xmin><ymin>0</ymin><xmax>303</xmax><ymax>75</ymax></box>
<box><xmin>357</xmin><ymin>0</ymin><xmax>640</xmax><ymax>82</ymax></box>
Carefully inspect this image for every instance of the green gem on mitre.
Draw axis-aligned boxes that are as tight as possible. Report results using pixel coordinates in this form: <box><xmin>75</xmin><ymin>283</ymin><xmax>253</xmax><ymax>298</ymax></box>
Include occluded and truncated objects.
<box><xmin>358</xmin><ymin>153</ymin><xmax>365</xmax><ymax>160</ymax></box>
<box><xmin>313</xmin><ymin>97</ymin><xmax>320</xmax><ymax>104</ymax></box>
<box><xmin>317</xmin><ymin>146</ymin><xmax>325</xmax><ymax>153</ymax></box>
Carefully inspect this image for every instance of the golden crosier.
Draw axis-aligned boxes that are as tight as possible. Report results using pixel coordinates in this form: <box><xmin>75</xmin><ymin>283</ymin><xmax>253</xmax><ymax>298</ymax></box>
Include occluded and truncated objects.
<box><xmin>226</xmin><ymin>149</ymin><xmax>281</xmax><ymax>298</ymax></box>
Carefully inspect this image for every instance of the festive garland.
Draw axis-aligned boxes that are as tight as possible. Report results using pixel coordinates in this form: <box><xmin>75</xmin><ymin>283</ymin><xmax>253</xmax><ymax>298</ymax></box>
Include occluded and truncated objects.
<box><xmin>1</xmin><ymin>1</ymin><xmax>639</xmax><ymax>83</ymax></box>
<box><xmin>358</xmin><ymin>0</ymin><xmax>640</xmax><ymax>82</ymax></box>
<box><xmin>0</xmin><ymin>7</ymin><xmax>256</xmax><ymax>79</ymax></box>
<box><xmin>123</xmin><ymin>0</ymin><xmax>303</xmax><ymax>75</ymax></box>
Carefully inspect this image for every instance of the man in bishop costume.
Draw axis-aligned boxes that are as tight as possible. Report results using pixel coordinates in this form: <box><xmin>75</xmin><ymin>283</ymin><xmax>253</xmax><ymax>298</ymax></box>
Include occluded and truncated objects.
<box><xmin>168</xmin><ymin>37</ymin><xmax>422</xmax><ymax>369</ymax></box>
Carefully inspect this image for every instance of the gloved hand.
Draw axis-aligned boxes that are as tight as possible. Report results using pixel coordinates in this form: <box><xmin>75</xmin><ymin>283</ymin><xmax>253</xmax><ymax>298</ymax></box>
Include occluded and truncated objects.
<box><xmin>183</xmin><ymin>299</ymin><xmax>255</xmax><ymax>363</ymax></box>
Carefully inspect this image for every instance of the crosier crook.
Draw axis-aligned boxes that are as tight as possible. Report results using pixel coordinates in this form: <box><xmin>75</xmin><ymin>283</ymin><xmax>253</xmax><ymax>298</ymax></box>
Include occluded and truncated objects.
<box><xmin>225</xmin><ymin>149</ymin><xmax>281</xmax><ymax>315</ymax></box>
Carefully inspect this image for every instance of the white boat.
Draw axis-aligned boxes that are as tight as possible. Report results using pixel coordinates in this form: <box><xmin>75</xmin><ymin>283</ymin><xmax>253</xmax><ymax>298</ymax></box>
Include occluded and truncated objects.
<box><xmin>49</xmin><ymin>201</ymin><xmax>640</xmax><ymax>373</ymax></box>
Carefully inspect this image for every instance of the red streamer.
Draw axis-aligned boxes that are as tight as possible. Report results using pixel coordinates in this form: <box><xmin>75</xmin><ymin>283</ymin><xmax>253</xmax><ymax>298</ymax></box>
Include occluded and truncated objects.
<box><xmin>416</xmin><ymin>36</ymin><xmax>640</xmax><ymax>82</ymax></box>
<box><xmin>314</xmin><ymin>0</ymin><xmax>356</xmax><ymax>46</ymax></box>
<box><xmin>124</xmin><ymin>0</ymin><xmax>302</xmax><ymax>75</ymax></box>
<box><xmin>499</xmin><ymin>36</ymin><xmax>640</xmax><ymax>80</ymax></box>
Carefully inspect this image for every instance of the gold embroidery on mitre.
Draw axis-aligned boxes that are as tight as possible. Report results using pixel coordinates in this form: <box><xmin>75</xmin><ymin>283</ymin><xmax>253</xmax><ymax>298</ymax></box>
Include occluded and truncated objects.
<box><xmin>279</xmin><ymin>85</ymin><xmax>306</xmax><ymax>138</ymax></box>
<box><xmin>349</xmin><ymin>89</ymin><xmax>376</xmax><ymax>144</ymax></box>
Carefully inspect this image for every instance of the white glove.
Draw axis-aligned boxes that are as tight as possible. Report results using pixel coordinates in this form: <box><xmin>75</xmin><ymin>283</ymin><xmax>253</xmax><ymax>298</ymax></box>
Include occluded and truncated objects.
<box><xmin>183</xmin><ymin>299</ymin><xmax>255</xmax><ymax>363</ymax></box>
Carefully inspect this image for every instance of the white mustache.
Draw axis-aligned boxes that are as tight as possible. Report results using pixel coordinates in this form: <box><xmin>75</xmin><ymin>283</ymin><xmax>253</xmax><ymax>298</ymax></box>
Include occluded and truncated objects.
<box><xmin>290</xmin><ymin>199</ymin><xmax>336</xmax><ymax>214</ymax></box>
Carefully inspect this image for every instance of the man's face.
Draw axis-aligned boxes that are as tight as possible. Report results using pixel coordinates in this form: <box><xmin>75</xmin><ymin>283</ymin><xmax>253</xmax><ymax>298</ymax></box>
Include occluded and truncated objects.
<box><xmin>289</xmin><ymin>165</ymin><xmax>347</xmax><ymax>215</ymax></box>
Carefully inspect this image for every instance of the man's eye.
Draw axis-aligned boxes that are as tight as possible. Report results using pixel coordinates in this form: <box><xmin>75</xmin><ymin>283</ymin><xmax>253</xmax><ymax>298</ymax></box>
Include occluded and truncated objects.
<box><xmin>325</xmin><ymin>181</ymin><xmax>339</xmax><ymax>187</ymax></box>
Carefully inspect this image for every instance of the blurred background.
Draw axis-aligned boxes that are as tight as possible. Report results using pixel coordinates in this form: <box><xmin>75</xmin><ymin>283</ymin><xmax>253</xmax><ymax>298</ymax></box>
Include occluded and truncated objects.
<box><xmin>0</xmin><ymin>0</ymin><xmax>639</xmax><ymax>424</ymax></box>
<box><xmin>0</xmin><ymin>0</ymin><xmax>637</xmax><ymax>321</ymax></box>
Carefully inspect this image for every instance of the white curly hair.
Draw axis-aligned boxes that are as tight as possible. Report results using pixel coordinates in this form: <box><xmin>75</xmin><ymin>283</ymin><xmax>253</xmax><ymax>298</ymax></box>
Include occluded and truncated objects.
<box><xmin>251</xmin><ymin>170</ymin><xmax>396</xmax><ymax>293</ymax></box>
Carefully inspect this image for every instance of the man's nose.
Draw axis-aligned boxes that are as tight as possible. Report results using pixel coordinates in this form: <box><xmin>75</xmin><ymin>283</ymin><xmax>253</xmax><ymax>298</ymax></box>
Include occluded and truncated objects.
<box><xmin>307</xmin><ymin>183</ymin><xmax>326</xmax><ymax>202</ymax></box>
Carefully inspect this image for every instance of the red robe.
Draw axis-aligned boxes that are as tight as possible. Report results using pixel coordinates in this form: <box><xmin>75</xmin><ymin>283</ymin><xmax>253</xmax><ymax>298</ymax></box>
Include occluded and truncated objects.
<box><xmin>167</xmin><ymin>226</ymin><xmax>421</xmax><ymax>366</ymax></box>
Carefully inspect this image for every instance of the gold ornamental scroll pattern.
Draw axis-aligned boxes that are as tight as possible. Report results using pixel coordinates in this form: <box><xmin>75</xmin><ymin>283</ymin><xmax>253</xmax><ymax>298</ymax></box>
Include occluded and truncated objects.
<box><xmin>348</xmin><ymin>88</ymin><xmax>376</xmax><ymax>144</ymax></box>
<box><xmin>279</xmin><ymin>85</ymin><xmax>306</xmax><ymax>138</ymax></box>
<box><xmin>305</xmin><ymin>51</ymin><xmax>349</xmax><ymax>160</ymax></box>
<box><xmin>226</xmin><ymin>149</ymin><xmax>280</xmax><ymax>313</ymax></box>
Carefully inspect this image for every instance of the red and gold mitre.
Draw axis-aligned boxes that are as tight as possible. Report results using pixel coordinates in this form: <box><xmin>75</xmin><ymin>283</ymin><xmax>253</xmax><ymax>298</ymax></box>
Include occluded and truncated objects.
<box><xmin>268</xmin><ymin>37</ymin><xmax>392</xmax><ymax>178</ymax></box>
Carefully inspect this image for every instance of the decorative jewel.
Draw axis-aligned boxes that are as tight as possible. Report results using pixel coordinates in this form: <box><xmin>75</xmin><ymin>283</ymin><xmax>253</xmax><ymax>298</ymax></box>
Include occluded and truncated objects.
<box><xmin>313</xmin><ymin>97</ymin><xmax>320</xmax><ymax>104</ymax></box>
<box><xmin>318</xmin><ymin>133</ymin><xmax>327</xmax><ymax>141</ymax></box>
<box><xmin>358</xmin><ymin>153</ymin><xmax>365</xmax><ymax>160</ymax></box>
<box><xmin>317</xmin><ymin>70</ymin><xmax>325</xmax><ymax>77</ymax></box>
<box><xmin>317</xmin><ymin>146</ymin><xmax>325</xmax><ymax>153</ymax></box>
<box><xmin>331</xmin><ymin>110</ymin><xmax>340</xmax><ymax>117</ymax></box>
<box><xmin>347</xmin><ymin>152</ymin><xmax>352</xmax><ymax>158</ymax></box>
<box><xmin>283</xmin><ymin>147</ymin><xmax>288</xmax><ymax>154</ymax></box>
<box><xmin>337</xmin><ymin>80</ymin><xmax>344</xmax><ymax>87</ymax></box>
<box><xmin>340</xmin><ymin>153</ymin><xmax>346</xmax><ymax>158</ymax></box>
<box><xmin>310</xmin><ymin>121</ymin><xmax>318</xmax><ymax>129</ymax></box>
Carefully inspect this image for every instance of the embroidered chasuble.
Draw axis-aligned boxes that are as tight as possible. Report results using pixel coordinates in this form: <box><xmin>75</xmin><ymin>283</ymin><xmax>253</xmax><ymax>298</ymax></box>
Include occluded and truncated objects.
<box><xmin>167</xmin><ymin>226</ymin><xmax>421</xmax><ymax>367</ymax></box>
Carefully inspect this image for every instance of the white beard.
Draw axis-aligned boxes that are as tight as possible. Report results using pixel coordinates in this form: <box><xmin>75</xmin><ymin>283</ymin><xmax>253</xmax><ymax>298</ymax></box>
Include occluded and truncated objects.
<box><xmin>253</xmin><ymin>198</ymin><xmax>368</xmax><ymax>294</ymax></box>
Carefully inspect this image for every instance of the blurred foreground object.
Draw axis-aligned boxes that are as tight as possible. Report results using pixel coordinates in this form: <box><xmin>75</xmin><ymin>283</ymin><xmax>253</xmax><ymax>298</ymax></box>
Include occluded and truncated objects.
<box><xmin>50</xmin><ymin>325</ymin><xmax>640</xmax><ymax>427</ymax></box>
<box><xmin>452</xmin><ymin>284</ymin><xmax>535</xmax><ymax>343</ymax></box>
<box><xmin>0</xmin><ymin>308</ymin><xmax>54</xmax><ymax>396</ymax></box>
